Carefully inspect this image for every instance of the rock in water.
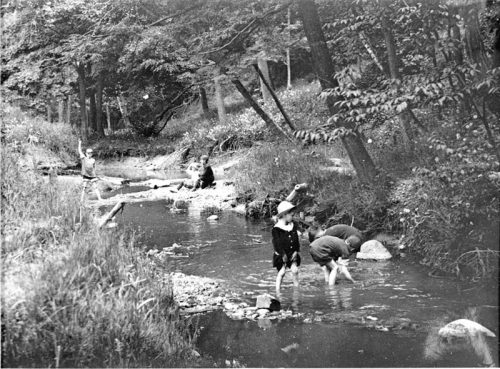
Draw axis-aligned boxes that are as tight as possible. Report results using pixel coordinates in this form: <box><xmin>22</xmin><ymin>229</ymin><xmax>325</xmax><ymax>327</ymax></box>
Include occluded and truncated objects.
<box><xmin>425</xmin><ymin>319</ymin><xmax>497</xmax><ymax>367</ymax></box>
<box><xmin>356</xmin><ymin>240</ymin><xmax>392</xmax><ymax>260</ymax></box>
<box><xmin>438</xmin><ymin>319</ymin><xmax>496</xmax><ymax>338</ymax></box>
<box><xmin>207</xmin><ymin>214</ymin><xmax>219</xmax><ymax>221</ymax></box>
<box><xmin>255</xmin><ymin>294</ymin><xmax>281</xmax><ymax>311</ymax></box>
<box><xmin>281</xmin><ymin>343</ymin><xmax>299</xmax><ymax>355</ymax></box>
<box><xmin>173</xmin><ymin>200</ymin><xmax>188</xmax><ymax>209</ymax></box>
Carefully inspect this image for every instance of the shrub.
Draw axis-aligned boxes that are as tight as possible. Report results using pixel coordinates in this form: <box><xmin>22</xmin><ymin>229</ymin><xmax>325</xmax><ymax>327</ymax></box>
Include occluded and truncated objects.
<box><xmin>392</xmin><ymin>164</ymin><xmax>499</xmax><ymax>280</ymax></box>
<box><xmin>1</xmin><ymin>105</ymin><xmax>78</xmax><ymax>161</ymax></box>
<box><xmin>233</xmin><ymin>142</ymin><xmax>335</xmax><ymax>198</ymax></box>
<box><xmin>179</xmin><ymin>109</ymin><xmax>268</xmax><ymax>157</ymax></box>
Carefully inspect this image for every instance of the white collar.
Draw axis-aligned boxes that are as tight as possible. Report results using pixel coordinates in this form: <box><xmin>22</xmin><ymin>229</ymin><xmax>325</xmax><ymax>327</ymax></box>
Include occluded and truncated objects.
<box><xmin>274</xmin><ymin>222</ymin><xmax>293</xmax><ymax>231</ymax></box>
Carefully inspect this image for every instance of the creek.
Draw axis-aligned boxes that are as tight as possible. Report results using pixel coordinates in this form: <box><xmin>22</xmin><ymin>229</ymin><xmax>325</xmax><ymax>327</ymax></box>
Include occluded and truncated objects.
<box><xmin>108</xmin><ymin>198</ymin><xmax>498</xmax><ymax>367</ymax></box>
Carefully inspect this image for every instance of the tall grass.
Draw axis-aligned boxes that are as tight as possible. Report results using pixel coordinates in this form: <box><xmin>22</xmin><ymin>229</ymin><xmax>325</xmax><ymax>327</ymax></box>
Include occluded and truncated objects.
<box><xmin>1</xmin><ymin>105</ymin><xmax>78</xmax><ymax>161</ymax></box>
<box><xmin>233</xmin><ymin>142</ymin><xmax>332</xmax><ymax>198</ymax></box>
<box><xmin>1</xmin><ymin>110</ymin><xmax>197</xmax><ymax>367</ymax></box>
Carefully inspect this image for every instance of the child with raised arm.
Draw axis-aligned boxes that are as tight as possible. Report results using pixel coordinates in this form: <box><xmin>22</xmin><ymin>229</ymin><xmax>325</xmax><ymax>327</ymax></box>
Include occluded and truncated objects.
<box><xmin>78</xmin><ymin>139</ymin><xmax>102</xmax><ymax>202</ymax></box>
<box><xmin>272</xmin><ymin>201</ymin><xmax>301</xmax><ymax>293</ymax></box>
<box><xmin>309</xmin><ymin>235</ymin><xmax>355</xmax><ymax>285</ymax></box>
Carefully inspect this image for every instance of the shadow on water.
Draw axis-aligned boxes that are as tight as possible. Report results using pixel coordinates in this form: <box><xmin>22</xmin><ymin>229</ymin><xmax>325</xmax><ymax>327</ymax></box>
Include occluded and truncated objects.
<box><xmin>112</xmin><ymin>200</ymin><xmax>499</xmax><ymax>367</ymax></box>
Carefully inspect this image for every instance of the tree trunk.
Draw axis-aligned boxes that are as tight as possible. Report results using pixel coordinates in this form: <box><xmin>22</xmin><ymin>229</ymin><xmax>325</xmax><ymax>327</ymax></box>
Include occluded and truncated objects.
<box><xmin>493</xmin><ymin>21</ymin><xmax>500</xmax><ymax>68</ymax></box>
<box><xmin>95</xmin><ymin>72</ymin><xmax>105</xmax><ymax>137</ymax></box>
<box><xmin>297</xmin><ymin>0</ymin><xmax>377</xmax><ymax>182</ymax></box>
<box><xmin>47</xmin><ymin>102</ymin><xmax>53</xmax><ymax>123</ymax></box>
<box><xmin>359</xmin><ymin>31</ymin><xmax>384</xmax><ymax>73</ymax></box>
<box><xmin>199</xmin><ymin>86</ymin><xmax>210</xmax><ymax>117</ymax></box>
<box><xmin>76</xmin><ymin>64</ymin><xmax>88</xmax><ymax>139</ymax></box>
<box><xmin>214</xmin><ymin>75</ymin><xmax>227</xmax><ymax>123</ymax></box>
<box><xmin>450</xmin><ymin>22</ymin><xmax>464</xmax><ymax>65</ymax></box>
<box><xmin>89</xmin><ymin>90</ymin><xmax>97</xmax><ymax>133</ymax></box>
<box><xmin>382</xmin><ymin>15</ymin><xmax>415</xmax><ymax>152</ymax></box>
<box><xmin>463</xmin><ymin>6</ymin><xmax>487</xmax><ymax>69</ymax></box>
<box><xmin>231</xmin><ymin>79</ymin><xmax>293</xmax><ymax>141</ymax></box>
<box><xmin>66</xmin><ymin>95</ymin><xmax>72</xmax><ymax>125</ymax></box>
<box><xmin>286</xmin><ymin>6</ymin><xmax>292</xmax><ymax>89</ymax></box>
<box><xmin>257</xmin><ymin>57</ymin><xmax>273</xmax><ymax>104</ymax></box>
<box><xmin>382</xmin><ymin>16</ymin><xmax>399</xmax><ymax>79</ymax></box>
<box><xmin>253</xmin><ymin>64</ymin><xmax>296</xmax><ymax>130</ymax></box>
<box><xmin>106</xmin><ymin>102</ymin><xmax>112</xmax><ymax>133</ymax></box>
<box><xmin>117</xmin><ymin>94</ymin><xmax>131</xmax><ymax>127</ymax></box>
<box><xmin>58</xmin><ymin>100</ymin><xmax>64</xmax><ymax>123</ymax></box>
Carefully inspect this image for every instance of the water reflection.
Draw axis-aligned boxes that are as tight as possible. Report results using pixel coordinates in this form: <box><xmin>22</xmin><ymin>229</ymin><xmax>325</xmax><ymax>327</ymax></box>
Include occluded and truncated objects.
<box><xmin>325</xmin><ymin>285</ymin><xmax>353</xmax><ymax>310</ymax></box>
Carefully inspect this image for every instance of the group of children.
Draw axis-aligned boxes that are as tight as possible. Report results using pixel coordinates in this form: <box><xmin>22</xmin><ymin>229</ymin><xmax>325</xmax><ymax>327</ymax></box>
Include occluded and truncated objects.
<box><xmin>272</xmin><ymin>200</ymin><xmax>362</xmax><ymax>293</ymax></box>
<box><xmin>78</xmin><ymin>140</ymin><xmax>215</xmax><ymax>202</ymax></box>
<box><xmin>79</xmin><ymin>142</ymin><xmax>357</xmax><ymax>294</ymax></box>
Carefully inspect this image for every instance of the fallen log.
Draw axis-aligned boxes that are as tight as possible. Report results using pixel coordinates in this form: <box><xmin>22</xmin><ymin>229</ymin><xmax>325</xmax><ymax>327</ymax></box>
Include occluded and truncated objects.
<box><xmin>129</xmin><ymin>178</ymin><xmax>185</xmax><ymax>188</ymax></box>
<box><xmin>98</xmin><ymin>201</ymin><xmax>126</xmax><ymax>229</ymax></box>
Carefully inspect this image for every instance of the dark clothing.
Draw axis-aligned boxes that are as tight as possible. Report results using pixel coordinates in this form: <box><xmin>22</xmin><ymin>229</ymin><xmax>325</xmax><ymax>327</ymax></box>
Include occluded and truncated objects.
<box><xmin>271</xmin><ymin>222</ymin><xmax>301</xmax><ymax>270</ymax></box>
<box><xmin>309</xmin><ymin>236</ymin><xmax>350</xmax><ymax>266</ymax></box>
<box><xmin>199</xmin><ymin>165</ymin><xmax>215</xmax><ymax>186</ymax></box>
<box><xmin>324</xmin><ymin>225</ymin><xmax>363</xmax><ymax>253</ymax></box>
<box><xmin>272</xmin><ymin>252</ymin><xmax>301</xmax><ymax>271</ymax></box>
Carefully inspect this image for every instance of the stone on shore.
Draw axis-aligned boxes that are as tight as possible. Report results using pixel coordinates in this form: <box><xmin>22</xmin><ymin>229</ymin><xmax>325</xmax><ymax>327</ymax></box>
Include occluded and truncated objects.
<box><xmin>438</xmin><ymin>319</ymin><xmax>496</xmax><ymax>339</ymax></box>
<box><xmin>356</xmin><ymin>240</ymin><xmax>392</xmax><ymax>260</ymax></box>
<box><xmin>255</xmin><ymin>293</ymin><xmax>281</xmax><ymax>311</ymax></box>
<box><xmin>230</xmin><ymin>204</ymin><xmax>246</xmax><ymax>216</ymax></box>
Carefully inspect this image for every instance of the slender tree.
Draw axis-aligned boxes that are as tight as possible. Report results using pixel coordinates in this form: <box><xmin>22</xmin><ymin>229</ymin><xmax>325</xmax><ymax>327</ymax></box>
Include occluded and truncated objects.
<box><xmin>297</xmin><ymin>0</ymin><xmax>377</xmax><ymax>182</ymax></box>
<box><xmin>76</xmin><ymin>63</ymin><xmax>88</xmax><ymax>139</ymax></box>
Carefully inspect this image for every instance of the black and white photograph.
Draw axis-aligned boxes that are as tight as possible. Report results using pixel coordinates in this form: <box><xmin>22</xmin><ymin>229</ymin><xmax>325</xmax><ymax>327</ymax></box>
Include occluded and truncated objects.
<box><xmin>1</xmin><ymin>0</ymin><xmax>499</xmax><ymax>367</ymax></box>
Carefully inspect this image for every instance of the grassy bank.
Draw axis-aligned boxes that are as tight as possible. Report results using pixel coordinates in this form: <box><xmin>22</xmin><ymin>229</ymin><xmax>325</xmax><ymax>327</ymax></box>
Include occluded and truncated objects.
<box><xmin>1</xmin><ymin>108</ymin><xmax>200</xmax><ymax>367</ymax></box>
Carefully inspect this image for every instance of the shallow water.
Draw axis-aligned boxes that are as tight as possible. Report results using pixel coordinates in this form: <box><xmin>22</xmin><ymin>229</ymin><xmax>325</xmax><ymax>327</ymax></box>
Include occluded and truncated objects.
<box><xmin>115</xmin><ymin>200</ymin><xmax>499</xmax><ymax>367</ymax></box>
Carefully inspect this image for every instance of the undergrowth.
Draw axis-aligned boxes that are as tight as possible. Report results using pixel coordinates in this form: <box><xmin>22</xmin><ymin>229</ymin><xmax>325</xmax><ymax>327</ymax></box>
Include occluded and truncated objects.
<box><xmin>1</xmin><ymin>108</ymin><xmax>199</xmax><ymax>367</ymax></box>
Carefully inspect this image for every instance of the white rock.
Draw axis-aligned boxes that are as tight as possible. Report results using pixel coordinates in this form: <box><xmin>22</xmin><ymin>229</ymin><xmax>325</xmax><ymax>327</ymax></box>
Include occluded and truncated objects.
<box><xmin>438</xmin><ymin>319</ymin><xmax>496</xmax><ymax>338</ymax></box>
<box><xmin>356</xmin><ymin>240</ymin><xmax>392</xmax><ymax>260</ymax></box>
<box><xmin>207</xmin><ymin>214</ymin><xmax>219</xmax><ymax>221</ymax></box>
<box><xmin>255</xmin><ymin>293</ymin><xmax>281</xmax><ymax>311</ymax></box>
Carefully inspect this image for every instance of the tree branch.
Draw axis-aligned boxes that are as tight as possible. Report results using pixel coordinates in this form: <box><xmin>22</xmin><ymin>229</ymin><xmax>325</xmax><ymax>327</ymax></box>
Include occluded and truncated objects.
<box><xmin>201</xmin><ymin>1</ymin><xmax>292</xmax><ymax>55</ymax></box>
<box><xmin>148</xmin><ymin>3</ymin><xmax>203</xmax><ymax>28</ymax></box>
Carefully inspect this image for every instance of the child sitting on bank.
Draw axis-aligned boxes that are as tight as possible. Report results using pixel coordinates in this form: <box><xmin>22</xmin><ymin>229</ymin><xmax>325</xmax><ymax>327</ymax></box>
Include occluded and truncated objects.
<box><xmin>193</xmin><ymin>155</ymin><xmax>215</xmax><ymax>191</ymax></box>
<box><xmin>177</xmin><ymin>155</ymin><xmax>214</xmax><ymax>191</ymax></box>
<box><xmin>309</xmin><ymin>235</ymin><xmax>355</xmax><ymax>285</ymax></box>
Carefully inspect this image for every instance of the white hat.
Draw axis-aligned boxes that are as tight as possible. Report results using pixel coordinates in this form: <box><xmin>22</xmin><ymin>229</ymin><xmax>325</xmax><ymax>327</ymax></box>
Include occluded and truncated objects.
<box><xmin>86</xmin><ymin>148</ymin><xmax>93</xmax><ymax>154</ymax></box>
<box><xmin>276</xmin><ymin>201</ymin><xmax>296</xmax><ymax>218</ymax></box>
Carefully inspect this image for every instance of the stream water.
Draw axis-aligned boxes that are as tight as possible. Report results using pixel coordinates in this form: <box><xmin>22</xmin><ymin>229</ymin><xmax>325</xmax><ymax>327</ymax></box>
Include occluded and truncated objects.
<box><xmin>112</xmin><ymin>200</ymin><xmax>498</xmax><ymax>367</ymax></box>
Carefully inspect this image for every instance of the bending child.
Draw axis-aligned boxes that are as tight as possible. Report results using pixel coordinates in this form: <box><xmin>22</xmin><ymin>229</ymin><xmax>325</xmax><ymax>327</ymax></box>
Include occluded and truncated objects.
<box><xmin>78</xmin><ymin>139</ymin><xmax>102</xmax><ymax>202</ymax></box>
<box><xmin>272</xmin><ymin>201</ymin><xmax>301</xmax><ymax>293</ymax></box>
<box><xmin>308</xmin><ymin>224</ymin><xmax>363</xmax><ymax>253</ymax></box>
<box><xmin>309</xmin><ymin>235</ymin><xmax>355</xmax><ymax>285</ymax></box>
